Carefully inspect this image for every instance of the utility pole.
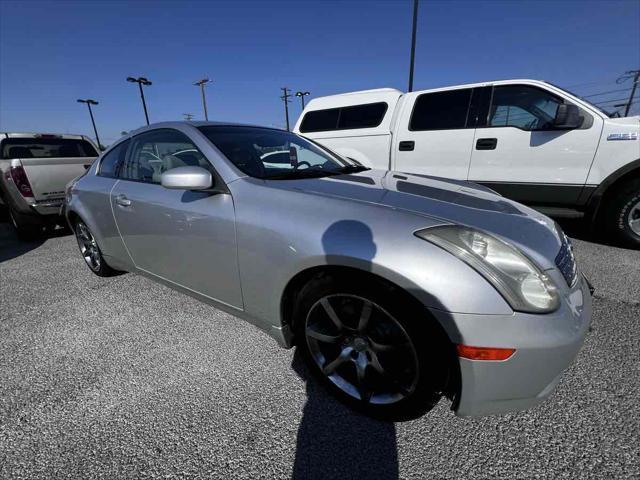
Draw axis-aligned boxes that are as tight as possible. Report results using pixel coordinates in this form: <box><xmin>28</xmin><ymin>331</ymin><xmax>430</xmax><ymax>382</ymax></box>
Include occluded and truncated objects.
<box><xmin>183</xmin><ymin>113</ymin><xmax>195</xmax><ymax>121</ymax></box>
<box><xmin>126</xmin><ymin>76</ymin><xmax>152</xmax><ymax>125</ymax></box>
<box><xmin>408</xmin><ymin>0</ymin><xmax>419</xmax><ymax>92</ymax></box>
<box><xmin>618</xmin><ymin>70</ymin><xmax>640</xmax><ymax>117</ymax></box>
<box><xmin>194</xmin><ymin>78</ymin><xmax>211</xmax><ymax>121</ymax></box>
<box><xmin>281</xmin><ymin>87</ymin><xmax>292</xmax><ymax>131</ymax></box>
<box><xmin>76</xmin><ymin>99</ymin><xmax>101</xmax><ymax>148</ymax></box>
<box><xmin>295</xmin><ymin>91</ymin><xmax>310</xmax><ymax>110</ymax></box>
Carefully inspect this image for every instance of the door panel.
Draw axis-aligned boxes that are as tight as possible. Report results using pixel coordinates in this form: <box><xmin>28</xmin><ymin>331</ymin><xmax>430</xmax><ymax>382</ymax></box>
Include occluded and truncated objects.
<box><xmin>468</xmin><ymin>85</ymin><xmax>603</xmax><ymax>206</ymax></box>
<box><xmin>111</xmin><ymin>181</ymin><xmax>243</xmax><ymax>309</ymax></box>
<box><xmin>393</xmin><ymin>89</ymin><xmax>475</xmax><ymax>179</ymax></box>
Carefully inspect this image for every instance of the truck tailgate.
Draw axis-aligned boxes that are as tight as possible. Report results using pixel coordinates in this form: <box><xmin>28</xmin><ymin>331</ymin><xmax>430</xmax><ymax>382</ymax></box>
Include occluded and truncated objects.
<box><xmin>20</xmin><ymin>157</ymin><xmax>94</xmax><ymax>202</ymax></box>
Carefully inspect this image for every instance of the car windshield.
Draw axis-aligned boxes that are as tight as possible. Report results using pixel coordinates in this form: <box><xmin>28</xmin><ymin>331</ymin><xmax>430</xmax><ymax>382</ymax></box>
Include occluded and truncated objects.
<box><xmin>198</xmin><ymin>126</ymin><xmax>366</xmax><ymax>179</ymax></box>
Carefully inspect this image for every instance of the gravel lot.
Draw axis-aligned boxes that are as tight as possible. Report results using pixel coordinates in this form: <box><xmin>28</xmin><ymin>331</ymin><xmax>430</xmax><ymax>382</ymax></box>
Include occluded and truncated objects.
<box><xmin>0</xmin><ymin>218</ymin><xmax>638</xmax><ymax>479</ymax></box>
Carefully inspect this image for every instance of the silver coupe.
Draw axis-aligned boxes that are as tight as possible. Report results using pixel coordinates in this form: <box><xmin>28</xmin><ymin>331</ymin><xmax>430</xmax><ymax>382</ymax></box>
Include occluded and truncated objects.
<box><xmin>64</xmin><ymin>122</ymin><xmax>593</xmax><ymax>419</ymax></box>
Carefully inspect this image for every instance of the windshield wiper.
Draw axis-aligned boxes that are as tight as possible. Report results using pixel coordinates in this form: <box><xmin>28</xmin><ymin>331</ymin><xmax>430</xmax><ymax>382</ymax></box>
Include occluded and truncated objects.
<box><xmin>263</xmin><ymin>169</ymin><xmax>341</xmax><ymax>180</ymax></box>
<box><xmin>336</xmin><ymin>164</ymin><xmax>370</xmax><ymax>174</ymax></box>
<box><xmin>263</xmin><ymin>164</ymin><xmax>369</xmax><ymax>180</ymax></box>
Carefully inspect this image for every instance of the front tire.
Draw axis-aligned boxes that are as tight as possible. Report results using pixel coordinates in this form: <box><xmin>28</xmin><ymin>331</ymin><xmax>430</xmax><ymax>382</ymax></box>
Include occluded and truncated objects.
<box><xmin>293</xmin><ymin>273</ymin><xmax>452</xmax><ymax>421</ymax></box>
<box><xmin>73</xmin><ymin>219</ymin><xmax>119</xmax><ymax>277</ymax></box>
<box><xmin>603</xmin><ymin>178</ymin><xmax>640</xmax><ymax>248</ymax></box>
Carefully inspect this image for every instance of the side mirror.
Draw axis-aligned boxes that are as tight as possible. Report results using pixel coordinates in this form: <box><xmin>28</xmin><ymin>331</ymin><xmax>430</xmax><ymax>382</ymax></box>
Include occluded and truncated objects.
<box><xmin>553</xmin><ymin>104</ymin><xmax>583</xmax><ymax>129</ymax></box>
<box><xmin>161</xmin><ymin>166</ymin><xmax>212</xmax><ymax>190</ymax></box>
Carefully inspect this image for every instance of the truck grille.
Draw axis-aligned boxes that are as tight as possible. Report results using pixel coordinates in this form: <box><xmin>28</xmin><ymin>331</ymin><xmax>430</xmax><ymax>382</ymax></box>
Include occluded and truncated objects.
<box><xmin>555</xmin><ymin>231</ymin><xmax>578</xmax><ymax>287</ymax></box>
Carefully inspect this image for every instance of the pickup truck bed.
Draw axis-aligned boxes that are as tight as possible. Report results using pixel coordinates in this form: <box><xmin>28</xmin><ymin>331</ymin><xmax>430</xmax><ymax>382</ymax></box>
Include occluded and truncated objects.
<box><xmin>0</xmin><ymin>133</ymin><xmax>98</xmax><ymax>238</ymax></box>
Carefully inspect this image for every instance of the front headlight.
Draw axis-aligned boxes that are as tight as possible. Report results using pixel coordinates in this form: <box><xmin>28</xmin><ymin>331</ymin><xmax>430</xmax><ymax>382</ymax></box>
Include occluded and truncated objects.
<box><xmin>416</xmin><ymin>225</ymin><xmax>559</xmax><ymax>313</ymax></box>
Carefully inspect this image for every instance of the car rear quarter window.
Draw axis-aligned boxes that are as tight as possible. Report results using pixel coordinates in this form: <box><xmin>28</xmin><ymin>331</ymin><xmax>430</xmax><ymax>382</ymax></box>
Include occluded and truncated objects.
<box><xmin>409</xmin><ymin>89</ymin><xmax>472</xmax><ymax>131</ymax></box>
<box><xmin>98</xmin><ymin>139</ymin><xmax>130</xmax><ymax>178</ymax></box>
<box><xmin>299</xmin><ymin>102</ymin><xmax>387</xmax><ymax>133</ymax></box>
<box><xmin>0</xmin><ymin>138</ymin><xmax>98</xmax><ymax>159</ymax></box>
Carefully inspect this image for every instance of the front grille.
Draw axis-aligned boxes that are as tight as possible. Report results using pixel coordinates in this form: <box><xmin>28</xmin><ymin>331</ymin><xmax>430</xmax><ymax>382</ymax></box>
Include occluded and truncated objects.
<box><xmin>555</xmin><ymin>231</ymin><xmax>578</xmax><ymax>287</ymax></box>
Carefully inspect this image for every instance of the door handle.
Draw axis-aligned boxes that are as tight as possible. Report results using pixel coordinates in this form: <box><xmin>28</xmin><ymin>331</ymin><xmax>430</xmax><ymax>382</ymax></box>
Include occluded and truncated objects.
<box><xmin>399</xmin><ymin>141</ymin><xmax>415</xmax><ymax>151</ymax></box>
<box><xmin>476</xmin><ymin>138</ymin><xmax>497</xmax><ymax>150</ymax></box>
<box><xmin>115</xmin><ymin>194</ymin><xmax>131</xmax><ymax>207</ymax></box>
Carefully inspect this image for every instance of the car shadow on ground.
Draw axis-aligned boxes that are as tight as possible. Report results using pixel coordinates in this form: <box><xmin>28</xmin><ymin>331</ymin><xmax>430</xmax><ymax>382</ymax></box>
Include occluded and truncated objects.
<box><xmin>290</xmin><ymin>350</ymin><xmax>399</xmax><ymax>480</ymax></box>
<box><xmin>0</xmin><ymin>210</ymin><xmax>71</xmax><ymax>263</ymax></box>
<box><xmin>552</xmin><ymin>217</ymin><xmax>628</xmax><ymax>249</ymax></box>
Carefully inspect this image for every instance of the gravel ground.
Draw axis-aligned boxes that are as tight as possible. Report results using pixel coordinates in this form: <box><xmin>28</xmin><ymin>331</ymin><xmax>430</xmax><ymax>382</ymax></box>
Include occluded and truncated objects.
<box><xmin>0</xmin><ymin>220</ymin><xmax>638</xmax><ymax>479</ymax></box>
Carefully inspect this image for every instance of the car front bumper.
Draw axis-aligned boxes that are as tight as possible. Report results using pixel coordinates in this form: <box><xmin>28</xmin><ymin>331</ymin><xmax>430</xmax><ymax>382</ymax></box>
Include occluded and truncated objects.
<box><xmin>431</xmin><ymin>273</ymin><xmax>593</xmax><ymax>417</ymax></box>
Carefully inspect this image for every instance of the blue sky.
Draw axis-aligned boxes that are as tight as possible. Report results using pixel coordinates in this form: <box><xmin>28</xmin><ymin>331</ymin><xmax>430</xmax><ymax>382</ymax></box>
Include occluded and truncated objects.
<box><xmin>1</xmin><ymin>0</ymin><xmax>639</xmax><ymax>146</ymax></box>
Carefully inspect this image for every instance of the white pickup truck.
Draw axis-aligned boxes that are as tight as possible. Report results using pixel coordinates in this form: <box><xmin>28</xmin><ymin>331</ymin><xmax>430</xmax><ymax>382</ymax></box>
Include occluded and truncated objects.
<box><xmin>294</xmin><ymin>79</ymin><xmax>640</xmax><ymax>247</ymax></box>
<box><xmin>0</xmin><ymin>133</ymin><xmax>99</xmax><ymax>238</ymax></box>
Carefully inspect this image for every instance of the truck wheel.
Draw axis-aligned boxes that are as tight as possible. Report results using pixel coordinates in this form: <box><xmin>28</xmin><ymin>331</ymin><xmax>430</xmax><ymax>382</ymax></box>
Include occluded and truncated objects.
<box><xmin>603</xmin><ymin>178</ymin><xmax>640</xmax><ymax>248</ymax></box>
<box><xmin>8</xmin><ymin>208</ymin><xmax>44</xmax><ymax>240</ymax></box>
<box><xmin>73</xmin><ymin>219</ymin><xmax>119</xmax><ymax>277</ymax></box>
<box><xmin>293</xmin><ymin>273</ymin><xmax>452</xmax><ymax>421</ymax></box>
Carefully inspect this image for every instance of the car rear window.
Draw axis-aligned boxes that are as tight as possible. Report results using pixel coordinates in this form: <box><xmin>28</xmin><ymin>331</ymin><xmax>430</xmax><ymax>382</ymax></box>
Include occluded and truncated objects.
<box><xmin>1</xmin><ymin>138</ymin><xmax>98</xmax><ymax>159</ymax></box>
<box><xmin>299</xmin><ymin>102</ymin><xmax>388</xmax><ymax>133</ymax></box>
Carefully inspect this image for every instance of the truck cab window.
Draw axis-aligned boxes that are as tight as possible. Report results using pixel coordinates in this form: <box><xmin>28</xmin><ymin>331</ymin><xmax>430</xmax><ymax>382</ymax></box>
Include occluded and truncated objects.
<box><xmin>489</xmin><ymin>85</ymin><xmax>563</xmax><ymax>130</ymax></box>
<box><xmin>409</xmin><ymin>88</ymin><xmax>472</xmax><ymax>131</ymax></box>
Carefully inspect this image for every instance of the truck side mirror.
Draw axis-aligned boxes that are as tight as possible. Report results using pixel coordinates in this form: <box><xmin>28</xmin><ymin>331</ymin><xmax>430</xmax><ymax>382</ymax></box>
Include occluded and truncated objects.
<box><xmin>553</xmin><ymin>104</ymin><xmax>583</xmax><ymax>129</ymax></box>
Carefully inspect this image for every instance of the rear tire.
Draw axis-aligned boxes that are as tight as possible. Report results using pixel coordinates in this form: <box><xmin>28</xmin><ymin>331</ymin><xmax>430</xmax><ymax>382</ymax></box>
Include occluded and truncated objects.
<box><xmin>73</xmin><ymin>219</ymin><xmax>119</xmax><ymax>277</ymax></box>
<box><xmin>293</xmin><ymin>272</ymin><xmax>452</xmax><ymax>421</ymax></box>
<box><xmin>8</xmin><ymin>207</ymin><xmax>44</xmax><ymax>240</ymax></box>
<box><xmin>603</xmin><ymin>178</ymin><xmax>640</xmax><ymax>248</ymax></box>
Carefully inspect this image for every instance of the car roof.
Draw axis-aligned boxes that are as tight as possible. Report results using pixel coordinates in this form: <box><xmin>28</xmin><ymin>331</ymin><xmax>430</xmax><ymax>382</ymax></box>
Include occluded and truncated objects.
<box><xmin>125</xmin><ymin>121</ymin><xmax>286</xmax><ymax>138</ymax></box>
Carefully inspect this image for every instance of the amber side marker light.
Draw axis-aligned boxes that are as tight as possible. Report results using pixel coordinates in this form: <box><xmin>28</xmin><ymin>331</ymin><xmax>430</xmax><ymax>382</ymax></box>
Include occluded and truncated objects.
<box><xmin>457</xmin><ymin>344</ymin><xmax>516</xmax><ymax>361</ymax></box>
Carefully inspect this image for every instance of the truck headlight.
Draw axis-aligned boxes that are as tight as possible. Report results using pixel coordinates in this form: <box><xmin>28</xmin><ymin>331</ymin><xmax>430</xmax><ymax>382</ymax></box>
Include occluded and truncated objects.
<box><xmin>416</xmin><ymin>225</ymin><xmax>559</xmax><ymax>313</ymax></box>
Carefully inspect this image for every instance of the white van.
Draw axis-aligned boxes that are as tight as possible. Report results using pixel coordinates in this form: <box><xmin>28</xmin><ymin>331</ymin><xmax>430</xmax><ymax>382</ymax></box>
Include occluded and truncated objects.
<box><xmin>293</xmin><ymin>80</ymin><xmax>640</xmax><ymax>247</ymax></box>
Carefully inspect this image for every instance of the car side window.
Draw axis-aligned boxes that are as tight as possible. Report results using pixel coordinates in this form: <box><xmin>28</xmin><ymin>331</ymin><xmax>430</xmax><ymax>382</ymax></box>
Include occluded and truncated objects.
<box><xmin>98</xmin><ymin>139</ymin><xmax>129</xmax><ymax>178</ymax></box>
<box><xmin>409</xmin><ymin>88</ymin><xmax>472</xmax><ymax>131</ymax></box>
<box><xmin>489</xmin><ymin>85</ymin><xmax>564</xmax><ymax>131</ymax></box>
<box><xmin>120</xmin><ymin>129</ymin><xmax>213</xmax><ymax>184</ymax></box>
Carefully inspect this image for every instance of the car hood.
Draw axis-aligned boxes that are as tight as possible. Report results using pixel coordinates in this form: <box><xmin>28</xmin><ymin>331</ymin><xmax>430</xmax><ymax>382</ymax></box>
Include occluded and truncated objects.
<box><xmin>265</xmin><ymin>169</ymin><xmax>563</xmax><ymax>269</ymax></box>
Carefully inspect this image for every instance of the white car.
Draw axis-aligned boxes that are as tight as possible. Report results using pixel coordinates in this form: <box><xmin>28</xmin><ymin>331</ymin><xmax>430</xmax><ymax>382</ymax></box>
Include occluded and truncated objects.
<box><xmin>294</xmin><ymin>79</ymin><xmax>640</xmax><ymax>247</ymax></box>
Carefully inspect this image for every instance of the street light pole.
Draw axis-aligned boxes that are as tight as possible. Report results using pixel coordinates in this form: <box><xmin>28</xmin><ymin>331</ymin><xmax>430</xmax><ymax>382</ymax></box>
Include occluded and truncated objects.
<box><xmin>295</xmin><ymin>91</ymin><xmax>310</xmax><ymax>110</ymax></box>
<box><xmin>194</xmin><ymin>78</ymin><xmax>211</xmax><ymax>121</ymax></box>
<box><xmin>77</xmin><ymin>99</ymin><xmax>101</xmax><ymax>148</ymax></box>
<box><xmin>126</xmin><ymin>76</ymin><xmax>152</xmax><ymax>125</ymax></box>
<box><xmin>408</xmin><ymin>0</ymin><xmax>419</xmax><ymax>92</ymax></box>
<box><xmin>281</xmin><ymin>87</ymin><xmax>292</xmax><ymax>131</ymax></box>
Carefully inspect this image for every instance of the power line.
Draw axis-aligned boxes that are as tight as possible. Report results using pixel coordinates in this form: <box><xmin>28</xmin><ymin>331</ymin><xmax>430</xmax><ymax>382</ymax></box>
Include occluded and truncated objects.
<box><xmin>594</xmin><ymin>97</ymin><xmax>633</xmax><ymax>105</ymax></box>
<box><xmin>581</xmin><ymin>87</ymin><xmax>632</xmax><ymax>98</ymax></box>
<box><xmin>563</xmin><ymin>78</ymin><xmax>618</xmax><ymax>89</ymax></box>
